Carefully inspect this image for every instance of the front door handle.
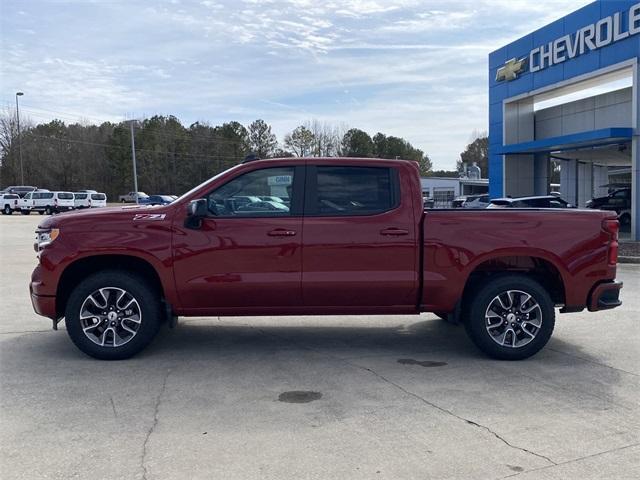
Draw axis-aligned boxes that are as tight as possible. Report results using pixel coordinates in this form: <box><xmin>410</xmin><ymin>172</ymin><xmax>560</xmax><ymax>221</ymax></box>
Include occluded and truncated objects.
<box><xmin>380</xmin><ymin>228</ymin><xmax>409</xmax><ymax>236</ymax></box>
<box><xmin>268</xmin><ymin>228</ymin><xmax>297</xmax><ymax>237</ymax></box>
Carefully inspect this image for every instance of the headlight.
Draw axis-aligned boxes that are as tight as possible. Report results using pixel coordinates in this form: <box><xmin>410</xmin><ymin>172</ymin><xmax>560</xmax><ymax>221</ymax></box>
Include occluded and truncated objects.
<box><xmin>34</xmin><ymin>228</ymin><xmax>60</xmax><ymax>251</ymax></box>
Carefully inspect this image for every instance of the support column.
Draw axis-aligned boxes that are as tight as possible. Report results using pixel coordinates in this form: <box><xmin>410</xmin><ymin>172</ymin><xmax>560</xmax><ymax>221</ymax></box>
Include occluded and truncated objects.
<box><xmin>560</xmin><ymin>159</ymin><xmax>578</xmax><ymax>206</ymax></box>
<box><xmin>633</xmin><ymin>62</ymin><xmax>640</xmax><ymax>240</ymax></box>
<box><xmin>533</xmin><ymin>153</ymin><xmax>550</xmax><ymax>196</ymax></box>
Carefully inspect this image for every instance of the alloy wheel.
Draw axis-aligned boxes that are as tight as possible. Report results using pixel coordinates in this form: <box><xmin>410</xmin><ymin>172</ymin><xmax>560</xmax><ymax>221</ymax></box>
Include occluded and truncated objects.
<box><xmin>79</xmin><ymin>287</ymin><xmax>142</xmax><ymax>347</ymax></box>
<box><xmin>485</xmin><ymin>290</ymin><xmax>542</xmax><ymax>348</ymax></box>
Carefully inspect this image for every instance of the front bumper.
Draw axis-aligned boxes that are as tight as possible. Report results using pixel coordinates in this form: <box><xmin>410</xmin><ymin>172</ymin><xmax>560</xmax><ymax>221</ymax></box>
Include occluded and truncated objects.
<box><xmin>588</xmin><ymin>281</ymin><xmax>623</xmax><ymax>312</ymax></box>
<box><xmin>30</xmin><ymin>290</ymin><xmax>57</xmax><ymax>319</ymax></box>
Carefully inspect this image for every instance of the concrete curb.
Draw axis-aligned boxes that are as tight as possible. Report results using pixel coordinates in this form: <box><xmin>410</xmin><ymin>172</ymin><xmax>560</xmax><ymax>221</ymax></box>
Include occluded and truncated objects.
<box><xmin>619</xmin><ymin>256</ymin><xmax>640</xmax><ymax>264</ymax></box>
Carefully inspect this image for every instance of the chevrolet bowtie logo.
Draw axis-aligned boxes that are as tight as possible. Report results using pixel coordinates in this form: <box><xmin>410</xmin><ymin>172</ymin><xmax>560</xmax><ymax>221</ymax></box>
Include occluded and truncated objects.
<box><xmin>495</xmin><ymin>57</ymin><xmax>527</xmax><ymax>82</ymax></box>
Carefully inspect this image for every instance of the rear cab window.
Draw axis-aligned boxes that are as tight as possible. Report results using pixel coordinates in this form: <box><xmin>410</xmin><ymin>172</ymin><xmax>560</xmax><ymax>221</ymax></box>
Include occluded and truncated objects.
<box><xmin>307</xmin><ymin>165</ymin><xmax>399</xmax><ymax>216</ymax></box>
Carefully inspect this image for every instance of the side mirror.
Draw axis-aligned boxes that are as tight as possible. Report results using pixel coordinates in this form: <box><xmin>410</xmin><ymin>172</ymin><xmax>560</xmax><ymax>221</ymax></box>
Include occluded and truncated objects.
<box><xmin>185</xmin><ymin>199</ymin><xmax>208</xmax><ymax>229</ymax></box>
<box><xmin>187</xmin><ymin>199</ymin><xmax>208</xmax><ymax>217</ymax></box>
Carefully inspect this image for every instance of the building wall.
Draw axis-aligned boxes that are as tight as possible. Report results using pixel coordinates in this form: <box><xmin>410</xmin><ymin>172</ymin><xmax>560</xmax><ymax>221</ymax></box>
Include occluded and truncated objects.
<box><xmin>535</xmin><ymin>88</ymin><xmax>632</xmax><ymax>139</ymax></box>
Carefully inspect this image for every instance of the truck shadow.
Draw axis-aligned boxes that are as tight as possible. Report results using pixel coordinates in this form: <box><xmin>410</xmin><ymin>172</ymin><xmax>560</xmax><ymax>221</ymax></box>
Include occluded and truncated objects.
<box><xmin>148</xmin><ymin>316</ymin><xmax>477</xmax><ymax>360</ymax></box>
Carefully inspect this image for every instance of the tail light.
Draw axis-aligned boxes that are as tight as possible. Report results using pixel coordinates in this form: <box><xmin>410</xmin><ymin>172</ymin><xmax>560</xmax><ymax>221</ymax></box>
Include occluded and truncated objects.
<box><xmin>602</xmin><ymin>218</ymin><xmax>619</xmax><ymax>266</ymax></box>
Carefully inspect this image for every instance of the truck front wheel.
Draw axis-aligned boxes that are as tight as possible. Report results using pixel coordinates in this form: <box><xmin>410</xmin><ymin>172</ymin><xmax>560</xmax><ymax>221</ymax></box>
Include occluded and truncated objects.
<box><xmin>464</xmin><ymin>275</ymin><xmax>555</xmax><ymax>360</ymax></box>
<box><xmin>65</xmin><ymin>271</ymin><xmax>162</xmax><ymax>360</ymax></box>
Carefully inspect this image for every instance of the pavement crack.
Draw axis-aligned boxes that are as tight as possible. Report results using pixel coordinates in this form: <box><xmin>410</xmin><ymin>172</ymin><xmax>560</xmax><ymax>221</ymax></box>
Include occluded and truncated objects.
<box><xmin>499</xmin><ymin>442</ymin><xmax>640</xmax><ymax>478</ymax></box>
<box><xmin>254</xmin><ymin>327</ymin><xmax>557</xmax><ymax>466</ymax></box>
<box><xmin>354</xmin><ymin>363</ymin><xmax>557</xmax><ymax>466</ymax></box>
<box><xmin>110</xmin><ymin>396</ymin><xmax>117</xmax><ymax>418</ymax></box>
<box><xmin>140</xmin><ymin>368</ymin><xmax>171</xmax><ymax>480</ymax></box>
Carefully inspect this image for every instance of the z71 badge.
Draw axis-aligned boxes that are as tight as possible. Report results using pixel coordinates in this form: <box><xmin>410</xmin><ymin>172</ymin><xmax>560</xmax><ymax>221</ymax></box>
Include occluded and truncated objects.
<box><xmin>133</xmin><ymin>213</ymin><xmax>166</xmax><ymax>221</ymax></box>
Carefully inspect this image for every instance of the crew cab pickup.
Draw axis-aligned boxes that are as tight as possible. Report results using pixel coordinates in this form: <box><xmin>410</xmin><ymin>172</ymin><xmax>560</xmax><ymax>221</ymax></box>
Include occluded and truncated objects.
<box><xmin>30</xmin><ymin>158</ymin><xmax>622</xmax><ymax>360</ymax></box>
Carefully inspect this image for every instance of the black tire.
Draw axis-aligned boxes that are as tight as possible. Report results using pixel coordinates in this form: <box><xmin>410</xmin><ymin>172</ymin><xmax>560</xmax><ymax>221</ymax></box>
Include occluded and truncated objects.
<box><xmin>38</xmin><ymin>210</ymin><xmax>44</xmax><ymax>215</ymax></box>
<box><xmin>45</xmin><ymin>206</ymin><xmax>53</xmax><ymax>215</ymax></box>
<box><xmin>464</xmin><ymin>274</ymin><xmax>555</xmax><ymax>360</ymax></box>
<box><xmin>2</xmin><ymin>205</ymin><xmax>9</xmax><ymax>215</ymax></box>
<box><xmin>20</xmin><ymin>209</ymin><xmax>30</xmax><ymax>215</ymax></box>
<box><xmin>65</xmin><ymin>270</ymin><xmax>162</xmax><ymax>360</ymax></box>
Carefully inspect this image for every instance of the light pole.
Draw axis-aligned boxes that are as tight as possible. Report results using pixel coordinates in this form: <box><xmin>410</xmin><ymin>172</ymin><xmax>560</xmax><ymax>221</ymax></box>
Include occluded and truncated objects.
<box><xmin>129</xmin><ymin>120</ymin><xmax>139</xmax><ymax>204</ymax></box>
<box><xmin>15</xmin><ymin>92</ymin><xmax>24</xmax><ymax>185</ymax></box>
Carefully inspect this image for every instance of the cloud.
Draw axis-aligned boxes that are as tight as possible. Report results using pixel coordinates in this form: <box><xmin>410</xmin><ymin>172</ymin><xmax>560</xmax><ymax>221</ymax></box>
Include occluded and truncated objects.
<box><xmin>0</xmin><ymin>0</ymin><xmax>591</xmax><ymax>169</ymax></box>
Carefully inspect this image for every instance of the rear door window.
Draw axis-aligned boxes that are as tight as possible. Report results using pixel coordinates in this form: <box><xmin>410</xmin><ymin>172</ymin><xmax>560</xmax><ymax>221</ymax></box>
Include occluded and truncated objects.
<box><xmin>308</xmin><ymin>166</ymin><xmax>399</xmax><ymax>216</ymax></box>
<box><xmin>91</xmin><ymin>194</ymin><xmax>106</xmax><ymax>200</ymax></box>
<box><xmin>57</xmin><ymin>193</ymin><xmax>73</xmax><ymax>199</ymax></box>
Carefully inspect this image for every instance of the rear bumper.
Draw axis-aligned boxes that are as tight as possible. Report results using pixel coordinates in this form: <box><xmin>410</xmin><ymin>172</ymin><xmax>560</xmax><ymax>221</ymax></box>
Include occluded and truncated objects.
<box><xmin>588</xmin><ymin>281</ymin><xmax>623</xmax><ymax>312</ymax></box>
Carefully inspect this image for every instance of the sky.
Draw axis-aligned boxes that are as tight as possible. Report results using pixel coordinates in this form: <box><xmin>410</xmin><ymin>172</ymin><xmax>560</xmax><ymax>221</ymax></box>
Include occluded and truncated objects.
<box><xmin>1</xmin><ymin>0</ymin><xmax>591</xmax><ymax>170</ymax></box>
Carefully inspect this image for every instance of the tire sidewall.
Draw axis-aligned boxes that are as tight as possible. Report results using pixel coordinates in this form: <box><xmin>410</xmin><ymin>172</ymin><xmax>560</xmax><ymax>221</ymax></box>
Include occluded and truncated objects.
<box><xmin>65</xmin><ymin>271</ymin><xmax>161</xmax><ymax>360</ymax></box>
<box><xmin>464</xmin><ymin>275</ymin><xmax>555</xmax><ymax>360</ymax></box>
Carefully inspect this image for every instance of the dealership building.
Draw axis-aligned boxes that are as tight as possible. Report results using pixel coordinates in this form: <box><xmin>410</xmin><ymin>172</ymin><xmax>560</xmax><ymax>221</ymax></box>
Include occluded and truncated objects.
<box><xmin>489</xmin><ymin>0</ymin><xmax>639</xmax><ymax>239</ymax></box>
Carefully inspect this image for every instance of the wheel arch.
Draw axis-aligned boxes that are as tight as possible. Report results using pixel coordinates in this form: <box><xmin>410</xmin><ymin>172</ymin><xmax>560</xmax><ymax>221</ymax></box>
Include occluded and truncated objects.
<box><xmin>461</xmin><ymin>254</ymin><xmax>567</xmax><ymax>308</ymax></box>
<box><xmin>56</xmin><ymin>254</ymin><xmax>166</xmax><ymax>318</ymax></box>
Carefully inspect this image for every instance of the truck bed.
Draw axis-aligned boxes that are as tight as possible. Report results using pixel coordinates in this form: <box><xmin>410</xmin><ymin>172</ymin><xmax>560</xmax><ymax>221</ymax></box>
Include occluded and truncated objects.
<box><xmin>421</xmin><ymin>208</ymin><xmax>618</xmax><ymax>313</ymax></box>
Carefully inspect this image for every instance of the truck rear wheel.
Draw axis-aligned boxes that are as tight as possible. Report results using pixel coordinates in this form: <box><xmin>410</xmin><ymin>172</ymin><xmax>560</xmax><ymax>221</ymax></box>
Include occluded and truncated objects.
<box><xmin>65</xmin><ymin>271</ymin><xmax>162</xmax><ymax>360</ymax></box>
<box><xmin>464</xmin><ymin>275</ymin><xmax>554</xmax><ymax>360</ymax></box>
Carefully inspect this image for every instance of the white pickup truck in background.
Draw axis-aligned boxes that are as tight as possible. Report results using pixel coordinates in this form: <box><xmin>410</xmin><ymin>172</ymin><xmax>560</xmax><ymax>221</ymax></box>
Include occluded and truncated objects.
<box><xmin>118</xmin><ymin>191</ymin><xmax>148</xmax><ymax>203</ymax></box>
<box><xmin>0</xmin><ymin>194</ymin><xmax>20</xmax><ymax>215</ymax></box>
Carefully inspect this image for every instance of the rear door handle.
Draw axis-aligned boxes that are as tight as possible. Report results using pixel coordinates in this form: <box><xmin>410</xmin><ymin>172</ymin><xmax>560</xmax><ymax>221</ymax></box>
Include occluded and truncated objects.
<box><xmin>268</xmin><ymin>228</ymin><xmax>297</xmax><ymax>237</ymax></box>
<box><xmin>380</xmin><ymin>228</ymin><xmax>409</xmax><ymax>236</ymax></box>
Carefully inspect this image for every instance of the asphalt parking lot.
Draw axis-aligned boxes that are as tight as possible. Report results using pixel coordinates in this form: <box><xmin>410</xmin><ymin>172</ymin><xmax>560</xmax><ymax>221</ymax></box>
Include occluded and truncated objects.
<box><xmin>1</xmin><ymin>214</ymin><xmax>639</xmax><ymax>480</ymax></box>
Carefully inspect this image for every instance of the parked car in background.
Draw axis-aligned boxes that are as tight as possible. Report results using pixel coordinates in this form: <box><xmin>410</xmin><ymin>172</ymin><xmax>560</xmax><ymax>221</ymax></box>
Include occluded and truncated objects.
<box><xmin>586</xmin><ymin>188</ymin><xmax>631</xmax><ymax>225</ymax></box>
<box><xmin>139</xmin><ymin>195</ymin><xmax>174</xmax><ymax>206</ymax></box>
<box><xmin>462</xmin><ymin>194</ymin><xmax>490</xmax><ymax>209</ymax></box>
<box><xmin>118</xmin><ymin>191</ymin><xmax>148</xmax><ymax>203</ymax></box>
<box><xmin>488</xmin><ymin>196</ymin><xmax>574</xmax><ymax>209</ymax></box>
<box><xmin>3</xmin><ymin>185</ymin><xmax>37</xmax><ymax>197</ymax></box>
<box><xmin>452</xmin><ymin>195</ymin><xmax>469</xmax><ymax>208</ymax></box>
<box><xmin>90</xmin><ymin>193</ymin><xmax>108</xmax><ymax>208</ymax></box>
<box><xmin>73</xmin><ymin>193</ymin><xmax>92</xmax><ymax>209</ymax></box>
<box><xmin>236</xmin><ymin>200</ymin><xmax>290</xmax><ymax>214</ymax></box>
<box><xmin>0</xmin><ymin>193</ymin><xmax>21</xmax><ymax>214</ymax></box>
<box><xmin>20</xmin><ymin>191</ymin><xmax>75</xmax><ymax>215</ymax></box>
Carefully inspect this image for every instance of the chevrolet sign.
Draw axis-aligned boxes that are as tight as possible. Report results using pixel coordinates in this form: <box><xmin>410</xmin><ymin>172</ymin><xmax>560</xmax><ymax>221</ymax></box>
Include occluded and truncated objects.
<box><xmin>495</xmin><ymin>57</ymin><xmax>527</xmax><ymax>82</ymax></box>
<box><xmin>496</xmin><ymin>1</ymin><xmax>640</xmax><ymax>82</ymax></box>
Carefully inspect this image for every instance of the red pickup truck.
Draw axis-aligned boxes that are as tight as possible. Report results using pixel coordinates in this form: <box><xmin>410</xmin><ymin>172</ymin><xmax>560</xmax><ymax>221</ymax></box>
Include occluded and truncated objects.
<box><xmin>30</xmin><ymin>157</ymin><xmax>622</xmax><ymax>360</ymax></box>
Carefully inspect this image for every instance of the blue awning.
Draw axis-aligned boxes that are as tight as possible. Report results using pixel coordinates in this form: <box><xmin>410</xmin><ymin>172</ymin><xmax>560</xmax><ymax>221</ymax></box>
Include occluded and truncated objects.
<box><xmin>496</xmin><ymin>128</ymin><xmax>633</xmax><ymax>155</ymax></box>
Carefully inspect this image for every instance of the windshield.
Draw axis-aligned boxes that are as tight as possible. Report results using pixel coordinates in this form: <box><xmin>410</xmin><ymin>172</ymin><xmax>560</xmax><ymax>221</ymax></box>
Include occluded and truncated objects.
<box><xmin>174</xmin><ymin>163</ymin><xmax>245</xmax><ymax>203</ymax></box>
